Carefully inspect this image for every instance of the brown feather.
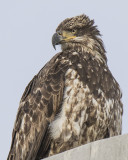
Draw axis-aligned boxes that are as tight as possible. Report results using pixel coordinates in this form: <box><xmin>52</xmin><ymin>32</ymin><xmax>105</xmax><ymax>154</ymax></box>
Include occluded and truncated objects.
<box><xmin>8</xmin><ymin>14</ymin><xmax>123</xmax><ymax>160</ymax></box>
<box><xmin>7</xmin><ymin>52</ymin><xmax>69</xmax><ymax>160</ymax></box>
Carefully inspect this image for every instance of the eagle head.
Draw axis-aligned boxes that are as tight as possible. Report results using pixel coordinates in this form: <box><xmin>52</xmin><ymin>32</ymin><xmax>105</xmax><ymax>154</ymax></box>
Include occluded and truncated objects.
<box><xmin>52</xmin><ymin>14</ymin><xmax>101</xmax><ymax>51</ymax></box>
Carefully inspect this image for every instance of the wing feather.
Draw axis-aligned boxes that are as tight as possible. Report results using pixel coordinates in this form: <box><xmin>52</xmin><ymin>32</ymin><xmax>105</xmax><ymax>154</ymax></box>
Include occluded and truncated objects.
<box><xmin>7</xmin><ymin>52</ymin><xmax>69</xmax><ymax>160</ymax></box>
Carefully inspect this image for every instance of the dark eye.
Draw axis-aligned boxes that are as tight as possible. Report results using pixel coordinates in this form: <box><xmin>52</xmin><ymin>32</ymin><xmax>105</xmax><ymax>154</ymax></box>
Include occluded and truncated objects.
<box><xmin>72</xmin><ymin>29</ymin><xmax>76</xmax><ymax>33</ymax></box>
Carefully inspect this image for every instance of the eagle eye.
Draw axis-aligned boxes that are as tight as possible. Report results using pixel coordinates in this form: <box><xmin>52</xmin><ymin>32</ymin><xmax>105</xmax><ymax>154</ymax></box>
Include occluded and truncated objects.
<box><xmin>71</xmin><ymin>29</ymin><xmax>77</xmax><ymax>33</ymax></box>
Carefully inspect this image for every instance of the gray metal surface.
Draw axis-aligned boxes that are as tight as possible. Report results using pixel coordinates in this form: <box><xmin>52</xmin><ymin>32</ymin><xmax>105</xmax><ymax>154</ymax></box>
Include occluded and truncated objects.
<box><xmin>44</xmin><ymin>134</ymin><xmax>128</xmax><ymax>160</ymax></box>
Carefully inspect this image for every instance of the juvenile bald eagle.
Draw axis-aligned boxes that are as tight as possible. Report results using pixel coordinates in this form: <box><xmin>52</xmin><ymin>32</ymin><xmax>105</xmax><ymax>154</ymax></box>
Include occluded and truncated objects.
<box><xmin>8</xmin><ymin>14</ymin><xmax>123</xmax><ymax>160</ymax></box>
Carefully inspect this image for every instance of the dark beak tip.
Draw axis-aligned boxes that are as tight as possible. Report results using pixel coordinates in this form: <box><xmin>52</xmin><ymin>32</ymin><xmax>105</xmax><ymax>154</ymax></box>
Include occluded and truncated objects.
<box><xmin>53</xmin><ymin>45</ymin><xmax>56</xmax><ymax>50</ymax></box>
<box><xmin>52</xmin><ymin>32</ymin><xmax>61</xmax><ymax>50</ymax></box>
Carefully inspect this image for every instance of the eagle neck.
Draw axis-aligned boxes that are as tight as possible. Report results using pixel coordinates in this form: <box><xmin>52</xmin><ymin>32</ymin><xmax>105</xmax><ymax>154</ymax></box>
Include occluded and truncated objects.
<box><xmin>62</xmin><ymin>36</ymin><xmax>107</xmax><ymax>64</ymax></box>
<box><xmin>63</xmin><ymin>43</ymin><xmax>107</xmax><ymax>64</ymax></box>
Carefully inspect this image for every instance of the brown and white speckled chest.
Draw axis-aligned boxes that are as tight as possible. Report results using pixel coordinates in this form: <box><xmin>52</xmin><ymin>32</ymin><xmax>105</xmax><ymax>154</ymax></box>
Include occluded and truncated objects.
<box><xmin>48</xmin><ymin>52</ymin><xmax>122</xmax><ymax>156</ymax></box>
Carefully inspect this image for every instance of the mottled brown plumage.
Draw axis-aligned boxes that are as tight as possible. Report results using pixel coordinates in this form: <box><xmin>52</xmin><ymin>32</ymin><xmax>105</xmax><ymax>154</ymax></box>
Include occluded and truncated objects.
<box><xmin>8</xmin><ymin>14</ymin><xmax>123</xmax><ymax>160</ymax></box>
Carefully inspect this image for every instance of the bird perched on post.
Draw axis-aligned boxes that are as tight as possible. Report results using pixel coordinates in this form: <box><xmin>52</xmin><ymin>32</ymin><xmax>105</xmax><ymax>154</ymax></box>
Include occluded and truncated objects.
<box><xmin>8</xmin><ymin>14</ymin><xmax>123</xmax><ymax>160</ymax></box>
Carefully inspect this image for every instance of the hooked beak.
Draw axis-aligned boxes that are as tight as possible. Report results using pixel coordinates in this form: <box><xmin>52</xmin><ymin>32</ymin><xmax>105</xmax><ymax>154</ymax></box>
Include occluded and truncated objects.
<box><xmin>52</xmin><ymin>31</ymin><xmax>76</xmax><ymax>50</ymax></box>
<box><xmin>52</xmin><ymin>33</ymin><xmax>62</xmax><ymax>50</ymax></box>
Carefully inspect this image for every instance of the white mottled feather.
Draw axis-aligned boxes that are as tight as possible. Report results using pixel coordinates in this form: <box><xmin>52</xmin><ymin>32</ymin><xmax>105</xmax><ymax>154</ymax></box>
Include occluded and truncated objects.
<box><xmin>50</xmin><ymin>67</ymin><xmax>122</xmax><ymax>144</ymax></box>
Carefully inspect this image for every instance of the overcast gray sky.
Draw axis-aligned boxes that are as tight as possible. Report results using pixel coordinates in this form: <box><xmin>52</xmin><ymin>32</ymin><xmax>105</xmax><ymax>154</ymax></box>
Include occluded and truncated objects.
<box><xmin>0</xmin><ymin>0</ymin><xmax>128</xmax><ymax>159</ymax></box>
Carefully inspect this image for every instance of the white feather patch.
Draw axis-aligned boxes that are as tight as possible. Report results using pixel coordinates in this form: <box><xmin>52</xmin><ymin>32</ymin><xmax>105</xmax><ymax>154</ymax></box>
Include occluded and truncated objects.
<box><xmin>50</xmin><ymin>69</ymin><xmax>90</xmax><ymax>141</ymax></box>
